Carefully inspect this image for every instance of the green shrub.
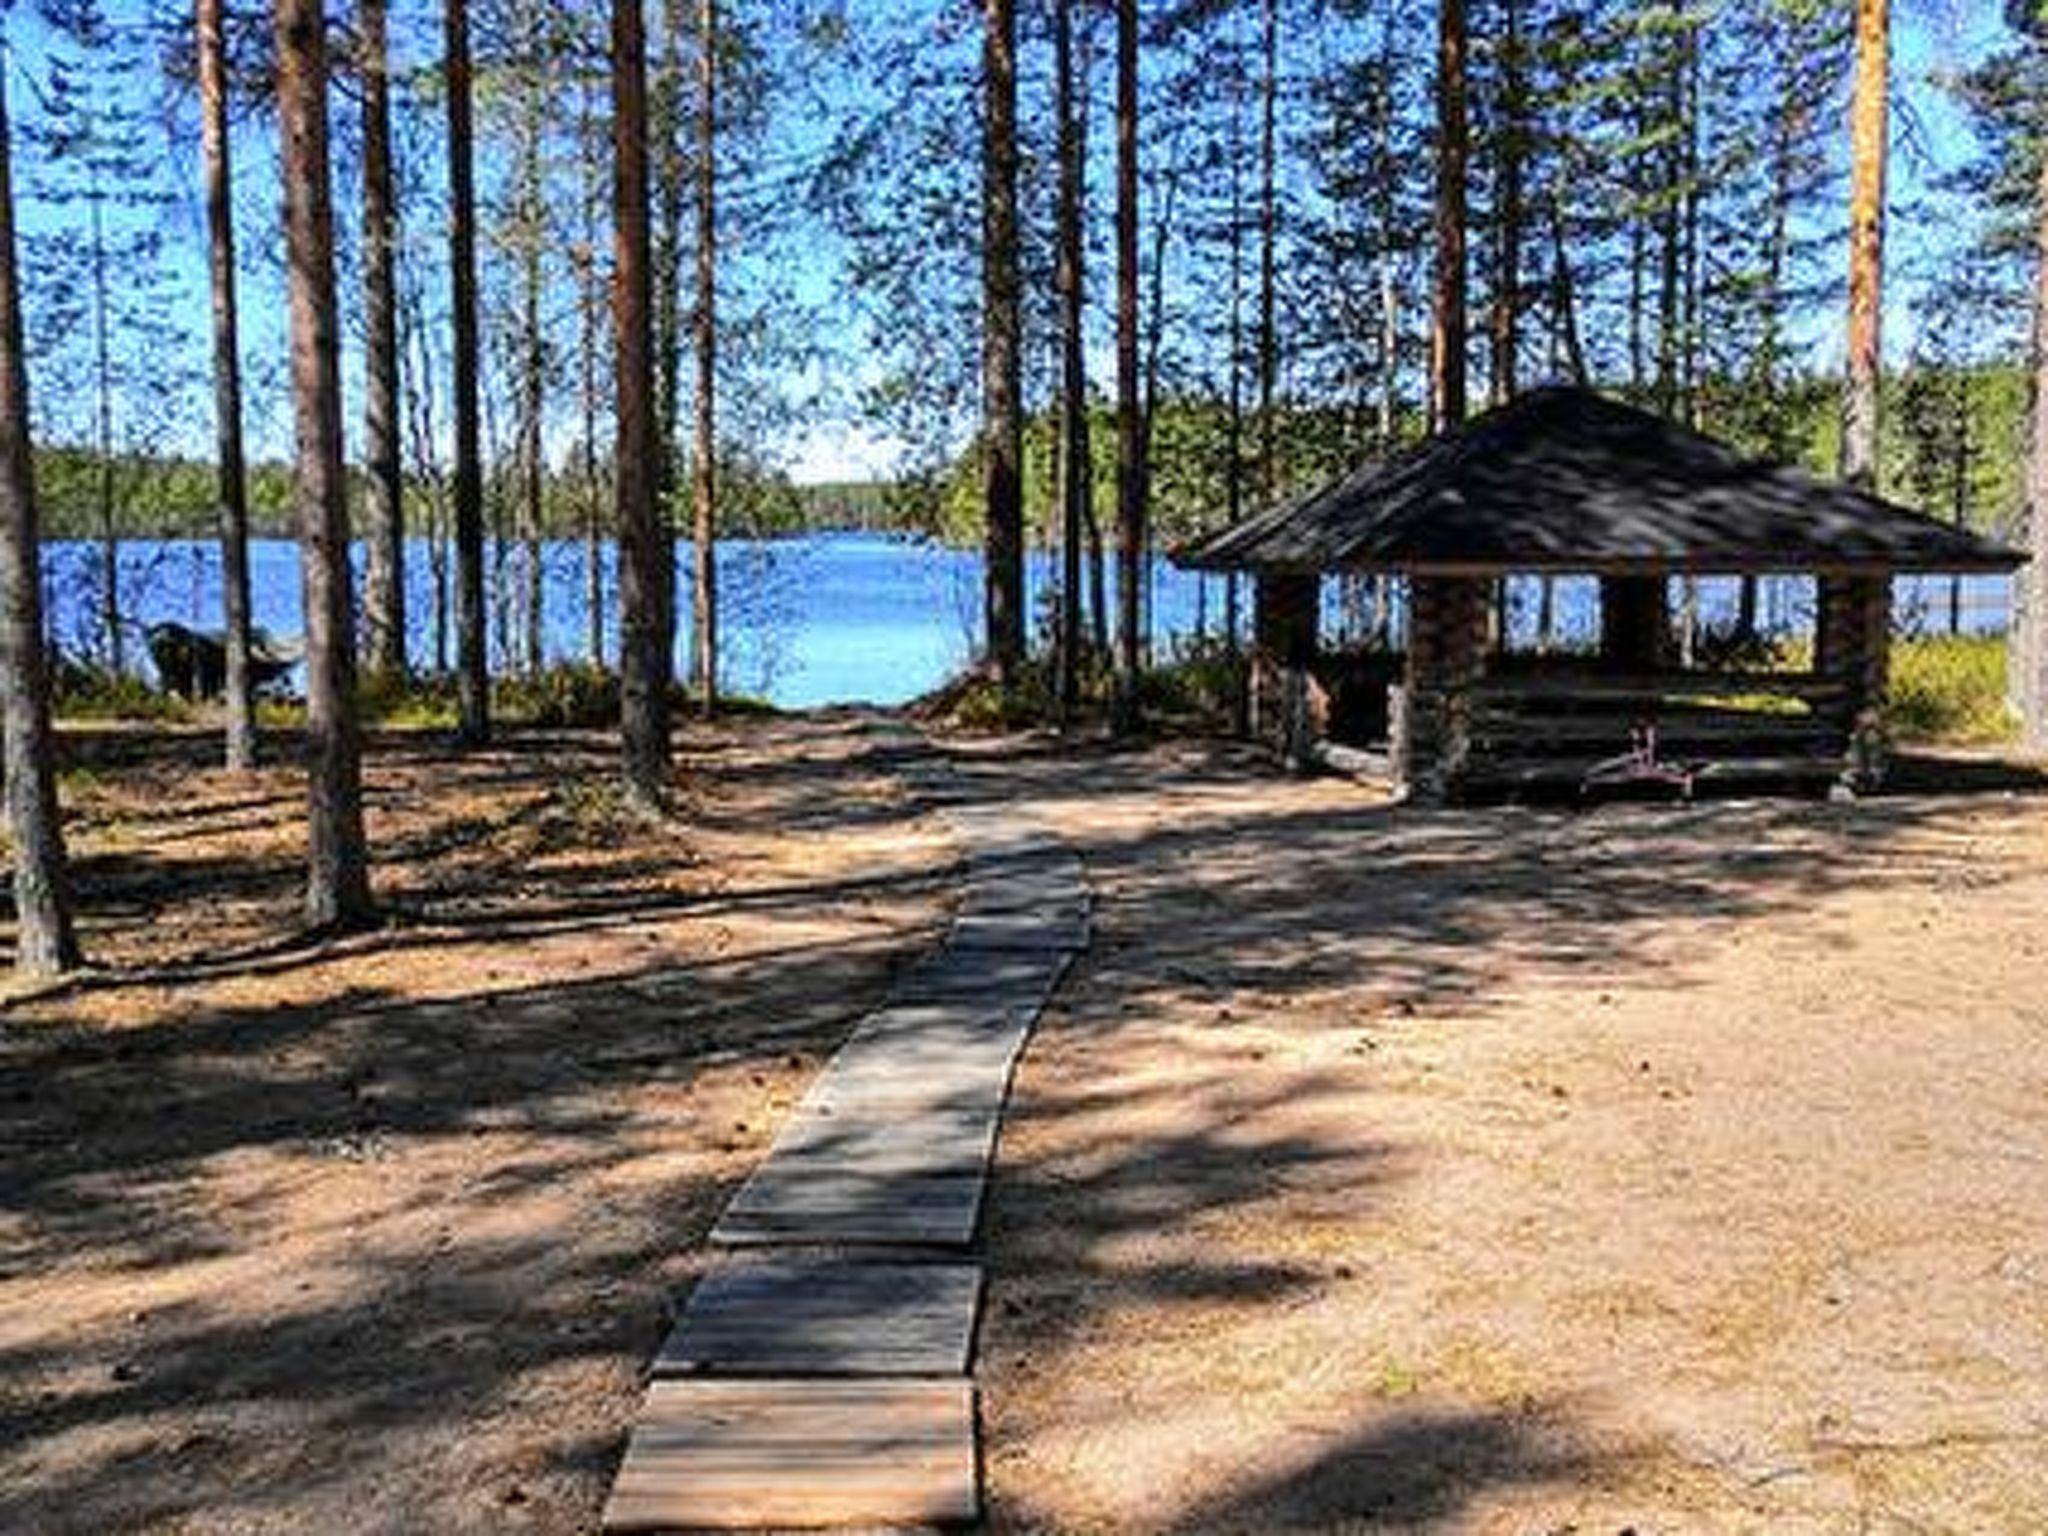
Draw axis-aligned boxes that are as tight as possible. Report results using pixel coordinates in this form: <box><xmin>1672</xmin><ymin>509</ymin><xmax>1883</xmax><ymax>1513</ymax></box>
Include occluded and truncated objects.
<box><xmin>54</xmin><ymin>665</ymin><xmax>193</xmax><ymax>724</ymax></box>
<box><xmin>1886</xmin><ymin>633</ymin><xmax>2015</xmax><ymax>745</ymax></box>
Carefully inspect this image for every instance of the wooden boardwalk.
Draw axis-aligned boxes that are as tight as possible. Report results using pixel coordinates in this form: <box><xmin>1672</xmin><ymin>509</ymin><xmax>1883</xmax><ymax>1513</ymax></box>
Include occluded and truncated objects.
<box><xmin>604</xmin><ymin>723</ymin><xmax>1089</xmax><ymax>1530</ymax></box>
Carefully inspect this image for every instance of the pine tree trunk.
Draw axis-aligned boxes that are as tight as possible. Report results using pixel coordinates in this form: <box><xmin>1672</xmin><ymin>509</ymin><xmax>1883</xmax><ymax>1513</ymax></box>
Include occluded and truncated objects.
<box><xmin>361</xmin><ymin>0</ymin><xmax>406</xmax><ymax>683</ymax></box>
<box><xmin>1842</xmin><ymin>0</ymin><xmax>1888</xmax><ymax>491</ymax></box>
<box><xmin>1255</xmin><ymin>0</ymin><xmax>1278</xmax><ymax>503</ymax></box>
<box><xmin>198</xmin><ymin>0</ymin><xmax>256</xmax><ymax>770</ymax></box>
<box><xmin>2017</xmin><ymin>128</ymin><xmax>2048</xmax><ymax>750</ymax></box>
<box><xmin>982</xmin><ymin>0</ymin><xmax>1024</xmax><ymax>689</ymax></box>
<box><xmin>0</xmin><ymin>60</ymin><xmax>79</xmax><ymax>975</ymax></box>
<box><xmin>89</xmin><ymin>192</ymin><xmax>119</xmax><ymax>676</ymax></box>
<box><xmin>615</xmin><ymin>0</ymin><xmax>671</xmax><ymax>805</ymax></box>
<box><xmin>517</xmin><ymin>0</ymin><xmax>546</xmax><ymax>680</ymax></box>
<box><xmin>277</xmin><ymin>0</ymin><xmax>373</xmax><ymax>930</ymax></box>
<box><xmin>691</xmin><ymin>0</ymin><xmax>717</xmax><ymax>716</ymax></box>
<box><xmin>1431</xmin><ymin>0</ymin><xmax>1467</xmax><ymax>432</ymax></box>
<box><xmin>654</xmin><ymin>0</ymin><xmax>685</xmax><ymax>676</ymax></box>
<box><xmin>1053</xmin><ymin>0</ymin><xmax>1086</xmax><ymax>721</ymax></box>
<box><xmin>1110</xmin><ymin>0</ymin><xmax>1142</xmax><ymax>733</ymax></box>
<box><xmin>579</xmin><ymin>62</ymin><xmax>606</xmax><ymax>668</ymax></box>
<box><xmin>447</xmin><ymin>0</ymin><xmax>489</xmax><ymax>740</ymax></box>
<box><xmin>1489</xmin><ymin>0</ymin><xmax>1521</xmax><ymax>408</ymax></box>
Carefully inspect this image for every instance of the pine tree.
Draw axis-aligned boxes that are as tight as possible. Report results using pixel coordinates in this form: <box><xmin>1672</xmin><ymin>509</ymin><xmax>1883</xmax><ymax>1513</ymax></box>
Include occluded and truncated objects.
<box><xmin>276</xmin><ymin>0</ymin><xmax>373</xmax><ymax>929</ymax></box>
<box><xmin>196</xmin><ymin>0</ymin><xmax>256</xmax><ymax>770</ymax></box>
<box><xmin>616</xmin><ymin>0</ymin><xmax>672</xmax><ymax>806</ymax></box>
<box><xmin>0</xmin><ymin>43</ymin><xmax>80</xmax><ymax>975</ymax></box>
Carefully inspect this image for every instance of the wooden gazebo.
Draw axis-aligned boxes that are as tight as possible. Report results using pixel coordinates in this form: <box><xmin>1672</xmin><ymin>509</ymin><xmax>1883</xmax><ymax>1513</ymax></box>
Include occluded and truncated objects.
<box><xmin>1177</xmin><ymin>387</ymin><xmax>2025</xmax><ymax>803</ymax></box>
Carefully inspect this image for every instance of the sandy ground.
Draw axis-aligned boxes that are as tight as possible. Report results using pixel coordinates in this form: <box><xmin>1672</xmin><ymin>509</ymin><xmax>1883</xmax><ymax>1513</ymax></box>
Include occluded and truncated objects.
<box><xmin>966</xmin><ymin>737</ymin><xmax>2048</xmax><ymax>1534</ymax></box>
<box><xmin>9</xmin><ymin>715</ymin><xmax>2048</xmax><ymax>1534</ymax></box>
<box><xmin>0</xmin><ymin>712</ymin><xmax>951</xmax><ymax>1535</ymax></box>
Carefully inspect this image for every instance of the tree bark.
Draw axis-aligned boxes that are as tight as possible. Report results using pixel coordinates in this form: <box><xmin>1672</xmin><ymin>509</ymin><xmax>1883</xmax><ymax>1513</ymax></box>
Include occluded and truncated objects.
<box><xmin>981</xmin><ymin>0</ymin><xmax>1024</xmax><ymax>689</ymax></box>
<box><xmin>1256</xmin><ymin>0</ymin><xmax>1278</xmax><ymax>500</ymax></box>
<box><xmin>615</xmin><ymin>0</ymin><xmax>670</xmax><ymax>806</ymax></box>
<box><xmin>361</xmin><ymin>0</ymin><xmax>405</xmax><ymax>683</ymax></box>
<box><xmin>1431</xmin><ymin>0</ymin><xmax>1467</xmax><ymax>432</ymax></box>
<box><xmin>276</xmin><ymin>0</ymin><xmax>373</xmax><ymax>930</ymax></box>
<box><xmin>447</xmin><ymin>0</ymin><xmax>489</xmax><ymax>740</ymax></box>
<box><xmin>1053</xmin><ymin>0</ymin><xmax>1087</xmax><ymax>721</ymax></box>
<box><xmin>0</xmin><ymin>59</ymin><xmax>79</xmax><ymax>975</ymax></box>
<box><xmin>1111</xmin><ymin>0</ymin><xmax>1142</xmax><ymax>732</ymax></box>
<box><xmin>579</xmin><ymin>64</ymin><xmax>606</xmax><ymax>668</ymax></box>
<box><xmin>1488</xmin><ymin>0</ymin><xmax>1521</xmax><ymax>408</ymax></box>
<box><xmin>1842</xmin><ymin>0</ymin><xmax>1887</xmax><ymax>491</ymax></box>
<box><xmin>516</xmin><ymin>0</ymin><xmax>546</xmax><ymax>680</ymax></box>
<box><xmin>2018</xmin><ymin>121</ymin><xmax>2048</xmax><ymax>750</ymax></box>
<box><xmin>692</xmin><ymin>0</ymin><xmax>717</xmax><ymax>715</ymax></box>
<box><xmin>198</xmin><ymin>0</ymin><xmax>256</xmax><ymax>771</ymax></box>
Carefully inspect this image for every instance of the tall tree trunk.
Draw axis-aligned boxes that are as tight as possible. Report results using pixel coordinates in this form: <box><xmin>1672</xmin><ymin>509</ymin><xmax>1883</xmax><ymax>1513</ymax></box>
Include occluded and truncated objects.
<box><xmin>982</xmin><ymin>0</ymin><xmax>1024</xmax><ymax>689</ymax></box>
<box><xmin>1842</xmin><ymin>0</ymin><xmax>1887</xmax><ymax>491</ymax></box>
<box><xmin>1431</xmin><ymin>0</ymin><xmax>1467</xmax><ymax>432</ymax></box>
<box><xmin>0</xmin><ymin>58</ymin><xmax>79</xmax><ymax>975</ymax></box>
<box><xmin>361</xmin><ymin>0</ymin><xmax>405</xmax><ymax>682</ymax></box>
<box><xmin>1054</xmin><ymin>0</ymin><xmax>1087</xmax><ymax>721</ymax></box>
<box><xmin>1678</xmin><ymin>16</ymin><xmax>1702</xmax><ymax>424</ymax></box>
<box><xmin>2017</xmin><ymin>122</ymin><xmax>2048</xmax><ymax>751</ymax></box>
<box><xmin>579</xmin><ymin>64</ymin><xmax>606</xmax><ymax>668</ymax></box>
<box><xmin>516</xmin><ymin>0</ymin><xmax>546</xmax><ymax>680</ymax></box>
<box><xmin>1110</xmin><ymin>0</ymin><xmax>1142</xmax><ymax>733</ymax></box>
<box><xmin>1374</xmin><ymin>0</ymin><xmax>1399</xmax><ymax>452</ymax></box>
<box><xmin>654</xmin><ymin>0</ymin><xmax>684</xmax><ymax>678</ymax></box>
<box><xmin>1489</xmin><ymin>0</ymin><xmax>1521</xmax><ymax>408</ymax></box>
<box><xmin>691</xmin><ymin>0</ymin><xmax>717</xmax><ymax>715</ymax></box>
<box><xmin>615</xmin><ymin>0</ymin><xmax>670</xmax><ymax>806</ymax></box>
<box><xmin>447</xmin><ymin>0</ymin><xmax>488</xmax><ymax>739</ymax></box>
<box><xmin>1256</xmin><ymin>0</ymin><xmax>1278</xmax><ymax>501</ymax></box>
<box><xmin>198</xmin><ymin>0</ymin><xmax>255</xmax><ymax>770</ymax></box>
<box><xmin>1655</xmin><ymin>37</ymin><xmax>1682</xmax><ymax>419</ymax></box>
<box><xmin>277</xmin><ymin>0</ymin><xmax>373</xmax><ymax>930</ymax></box>
<box><xmin>89</xmin><ymin>191</ymin><xmax>119</xmax><ymax>674</ymax></box>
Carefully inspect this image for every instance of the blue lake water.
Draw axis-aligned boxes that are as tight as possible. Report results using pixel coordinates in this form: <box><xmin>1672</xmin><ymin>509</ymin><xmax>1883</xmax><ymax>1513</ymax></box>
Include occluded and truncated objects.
<box><xmin>41</xmin><ymin>533</ymin><xmax>2014</xmax><ymax>709</ymax></box>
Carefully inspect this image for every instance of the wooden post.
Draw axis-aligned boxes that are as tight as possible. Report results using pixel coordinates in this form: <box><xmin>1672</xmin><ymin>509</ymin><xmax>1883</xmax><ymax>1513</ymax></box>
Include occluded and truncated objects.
<box><xmin>1251</xmin><ymin>571</ymin><xmax>1319</xmax><ymax>764</ymax></box>
<box><xmin>1397</xmin><ymin>575</ymin><xmax>1487</xmax><ymax>803</ymax></box>
<box><xmin>1816</xmin><ymin>574</ymin><xmax>1890</xmax><ymax>790</ymax></box>
<box><xmin>1599</xmin><ymin>575</ymin><xmax>1668</xmax><ymax>674</ymax></box>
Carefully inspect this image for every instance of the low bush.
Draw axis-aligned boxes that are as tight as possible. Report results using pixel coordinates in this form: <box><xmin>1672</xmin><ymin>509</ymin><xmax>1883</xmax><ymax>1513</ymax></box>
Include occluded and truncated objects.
<box><xmin>1886</xmin><ymin>633</ymin><xmax>2014</xmax><ymax>745</ymax></box>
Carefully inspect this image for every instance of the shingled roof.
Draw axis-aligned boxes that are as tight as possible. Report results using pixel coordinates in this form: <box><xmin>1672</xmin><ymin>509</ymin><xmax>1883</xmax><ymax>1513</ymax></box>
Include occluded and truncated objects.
<box><xmin>1177</xmin><ymin>385</ymin><xmax>2025</xmax><ymax>577</ymax></box>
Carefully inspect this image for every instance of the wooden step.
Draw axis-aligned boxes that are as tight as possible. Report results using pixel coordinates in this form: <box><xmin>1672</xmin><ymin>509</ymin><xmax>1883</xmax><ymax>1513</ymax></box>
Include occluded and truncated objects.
<box><xmin>655</xmin><ymin>1261</ymin><xmax>983</xmax><ymax>1378</ymax></box>
<box><xmin>604</xmin><ymin>1379</ymin><xmax>978</xmax><ymax>1531</ymax></box>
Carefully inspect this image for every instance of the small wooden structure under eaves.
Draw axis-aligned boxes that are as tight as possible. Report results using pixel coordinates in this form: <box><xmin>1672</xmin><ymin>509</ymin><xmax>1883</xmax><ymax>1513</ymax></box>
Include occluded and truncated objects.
<box><xmin>1176</xmin><ymin>386</ymin><xmax>2025</xmax><ymax>803</ymax></box>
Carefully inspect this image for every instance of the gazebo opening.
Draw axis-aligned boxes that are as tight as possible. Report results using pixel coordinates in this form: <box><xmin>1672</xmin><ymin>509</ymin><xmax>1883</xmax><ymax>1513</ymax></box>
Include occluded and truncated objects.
<box><xmin>1178</xmin><ymin>387</ymin><xmax>2025</xmax><ymax>803</ymax></box>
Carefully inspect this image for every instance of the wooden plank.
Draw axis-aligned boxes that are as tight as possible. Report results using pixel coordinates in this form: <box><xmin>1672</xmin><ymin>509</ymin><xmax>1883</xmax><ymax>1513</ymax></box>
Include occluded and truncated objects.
<box><xmin>603</xmin><ymin>1379</ymin><xmax>978</xmax><ymax>1531</ymax></box>
<box><xmin>949</xmin><ymin>913</ymin><xmax>1091</xmax><ymax>953</ymax></box>
<box><xmin>655</xmin><ymin>1261</ymin><xmax>983</xmax><ymax>1377</ymax></box>
<box><xmin>711</xmin><ymin>1167</ymin><xmax>987</xmax><ymax>1247</ymax></box>
<box><xmin>764</xmin><ymin>1105</ymin><xmax>999</xmax><ymax>1173</ymax></box>
<box><xmin>893</xmin><ymin>949</ymin><xmax>1071</xmax><ymax>1006</ymax></box>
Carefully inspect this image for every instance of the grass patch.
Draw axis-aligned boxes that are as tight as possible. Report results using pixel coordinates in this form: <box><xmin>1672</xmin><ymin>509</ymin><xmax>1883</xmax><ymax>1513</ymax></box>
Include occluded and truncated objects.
<box><xmin>1887</xmin><ymin>633</ymin><xmax>2015</xmax><ymax>745</ymax></box>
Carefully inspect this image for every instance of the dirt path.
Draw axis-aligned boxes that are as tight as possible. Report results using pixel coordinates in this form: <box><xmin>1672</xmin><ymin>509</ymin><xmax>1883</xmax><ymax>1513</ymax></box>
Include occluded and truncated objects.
<box><xmin>0</xmin><ymin>713</ymin><xmax>950</xmax><ymax>1535</ymax></box>
<box><xmin>965</xmin><ymin>736</ymin><xmax>2048</xmax><ymax>1533</ymax></box>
